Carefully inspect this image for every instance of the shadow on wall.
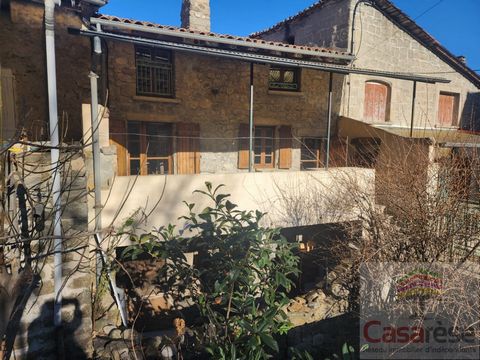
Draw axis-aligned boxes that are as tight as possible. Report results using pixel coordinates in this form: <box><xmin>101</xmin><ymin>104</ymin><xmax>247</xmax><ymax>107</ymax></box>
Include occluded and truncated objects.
<box><xmin>460</xmin><ymin>92</ymin><xmax>480</xmax><ymax>131</ymax></box>
<box><xmin>25</xmin><ymin>298</ymin><xmax>87</xmax><ymax>360</ymax></box>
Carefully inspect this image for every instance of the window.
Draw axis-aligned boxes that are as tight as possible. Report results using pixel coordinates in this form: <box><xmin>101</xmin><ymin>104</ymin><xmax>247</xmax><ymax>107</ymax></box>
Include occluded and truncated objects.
<box><xmin>301</xmin><ymin>138</ymin><xmax>323</xmax><ymax>170</ymax></box>
<box><xmin>254</xmin><ymin>126</ymin><xmax>275</xmax><ymax>168</ymax></box>
<box><xmin>364</xmin><ymin>81</ymin><xmax>391</xmax><ymax>122</ymax></box>
<box><xmin>135</xmin><ymin>47</ymin><xmax>174</xmax><ymax>97</ymax></box>
<box><xmin>437</xmin><ymin>92</ymin><xmax>460</xmax><ymax>127</ymax></box>
<box><xmin>127</xmin><ymin>122</ymin><xmax>172</xmax><ymax>175</ymax></box>
<box><xmin>269</xmin><ymin>67</ymin><xmax>300</xmax><ymax>91</ymax></box>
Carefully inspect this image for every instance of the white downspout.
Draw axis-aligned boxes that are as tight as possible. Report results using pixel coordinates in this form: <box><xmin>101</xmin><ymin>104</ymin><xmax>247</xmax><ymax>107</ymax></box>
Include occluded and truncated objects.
<box><xmin>44</xmin><ymin>0</ymin><xmax>63</xmax><ymax>329</ymax></box>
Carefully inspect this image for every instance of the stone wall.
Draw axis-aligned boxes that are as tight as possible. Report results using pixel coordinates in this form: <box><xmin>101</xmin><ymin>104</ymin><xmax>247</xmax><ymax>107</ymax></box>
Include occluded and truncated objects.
<box><xmin>256</xmin><ymin>0</ymin><xmax>351</xmax><ymax>50</ymax></box>
<box><xmin>2</xmin><ymin>149</ymin><xmax>93</xmax><ymax>359</ymax></box>
<box><xmin>180</xmin><ymin>0</ymin><xmax>210</xmax><ymax>32</ymax></box>
<box><xmin>258</xmin><ymin>0</ymin><xmax>480</xmax><ymax>129</ymax></box>
<box><xmin>346</xmin><ymin>0</ymin><xmax>479</xmax><ymax>129</ymax></box>
<box><xmin>0</xmin><ymin>1</ymin><xmax>92</xmax><ymax>142</ymax></box>
<box><xmin>107</xmin><ymin>41</ymin><xmax>345</xmax><ymax>174</ymax></box>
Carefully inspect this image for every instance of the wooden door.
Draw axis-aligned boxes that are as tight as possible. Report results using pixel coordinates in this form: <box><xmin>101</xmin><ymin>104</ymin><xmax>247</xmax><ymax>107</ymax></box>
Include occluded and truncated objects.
<box><xmin>364</xmin><ymin>82</ymin><xmax>389</xmax><ymax>122</ymax></box>
<box><xmin>438</xmin><ymin>93</ymin><xmax>458</xmax><ymax>126</ymax></box>
<box><xmin>176</xmin><ymin>123</ymin><xmax>200</xmax><ymax>174</ymax></box>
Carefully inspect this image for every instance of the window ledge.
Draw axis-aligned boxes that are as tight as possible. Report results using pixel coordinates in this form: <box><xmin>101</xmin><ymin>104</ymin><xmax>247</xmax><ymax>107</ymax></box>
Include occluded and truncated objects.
<box><xmin>268</xmin><ymin>90</ymin><xmax>304</xmax><ymax>97</ymax></box>
<box><xmin>133</xmin><ymin>96</ymin><xmax>181</xmax><ymax>104</ymax></box>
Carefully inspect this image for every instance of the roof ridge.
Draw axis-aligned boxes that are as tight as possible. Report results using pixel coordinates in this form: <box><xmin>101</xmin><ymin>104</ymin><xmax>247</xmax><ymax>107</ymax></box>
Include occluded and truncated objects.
<box><xmin>96</xmin><ymin>13</ymin><xmax>348</xmax><ymax>55</ymax></box>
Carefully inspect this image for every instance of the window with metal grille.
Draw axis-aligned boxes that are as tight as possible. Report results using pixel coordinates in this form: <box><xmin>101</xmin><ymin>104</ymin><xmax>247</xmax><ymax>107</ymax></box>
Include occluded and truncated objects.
<box><xmin>135</xmin><ymin>47</ymin><xmax>174</xmax><ymax>97</ymax></box>
<box><xmin>301</xmin><ymin>138</ymin><xmax>323</xmax><ymax>170</ymax></box>
<box><xmin>269</xmin><ymin>66</ymin><xmax>300</xmax><ymax>91</ymax></box>
<box><xmin>254</xmin><ymin>126</ymin><xmax>275</xmax><ymax>168</ymax></box>
<box><xmin>127</xmin><ymin>121</ymin><xmax>173</xmax><ymax>175</ymax></box>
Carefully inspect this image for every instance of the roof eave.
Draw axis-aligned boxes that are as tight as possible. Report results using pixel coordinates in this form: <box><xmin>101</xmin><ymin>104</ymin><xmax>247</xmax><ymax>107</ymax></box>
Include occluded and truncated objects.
<box><xmin>91</xmin><ymin>17</ymin><xmax>354</xmax><ymax>62</ymax></box>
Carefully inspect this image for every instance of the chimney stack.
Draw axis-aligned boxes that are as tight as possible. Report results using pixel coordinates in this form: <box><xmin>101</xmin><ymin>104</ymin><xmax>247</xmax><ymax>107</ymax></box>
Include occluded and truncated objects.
<box><xmin>181</xmin><ymin>0</ymin><xmax>211</xmax><ymax>32</ymax></box>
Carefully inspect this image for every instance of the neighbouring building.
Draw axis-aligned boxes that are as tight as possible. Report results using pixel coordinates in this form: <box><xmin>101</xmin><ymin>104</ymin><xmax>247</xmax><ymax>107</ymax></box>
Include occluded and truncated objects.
<box><xmin>1</xmin><ymin>0</ymin><xmax>480</xmax><ymax>357</ymax></box>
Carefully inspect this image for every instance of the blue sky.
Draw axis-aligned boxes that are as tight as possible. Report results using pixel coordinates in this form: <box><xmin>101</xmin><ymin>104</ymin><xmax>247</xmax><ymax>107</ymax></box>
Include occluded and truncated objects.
<box><xmin>102</xmin><ymin>0</ymin><xmax>480</xmax><ymax>72</ymax></box>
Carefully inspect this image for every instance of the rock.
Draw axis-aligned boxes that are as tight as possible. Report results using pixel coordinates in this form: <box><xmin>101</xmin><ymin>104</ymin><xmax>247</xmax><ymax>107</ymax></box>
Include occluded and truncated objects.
<box><xmin>122</xmin><ymin>328</ymin><xmax>137</xmax><ymax>341</ymax></box>
<box><xmin>109</xmin><ymin>328</ymin><xmax>123</xmax><ymax>340</ymax></box>
<box><xmin>293</xmin><ymin>296</ymin><xmax>307</xmax><ymax>305</ymax></box>
<box><xmin>161</xmin><ymin>345</ymin><xmax>176</xmax><ymax>359</ymax></box>
<box><xmin>287</xmin><ymin>300</ymin><xmax>306</xmax><ymax>313</ymax></box>
<box><xmin>103</xmin><ymin>324</ymin><xmax>117</xmax><ymax>336</ymax></box>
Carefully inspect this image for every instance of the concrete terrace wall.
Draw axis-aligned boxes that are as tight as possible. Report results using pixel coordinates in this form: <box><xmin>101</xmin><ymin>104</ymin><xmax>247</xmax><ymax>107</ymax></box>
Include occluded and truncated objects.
<box><xmin>0</xmin><ymin>1</ymin><xmax>92</xmax><ymax>142</ymax></box>
<box><xmin>100</xmin><ymin>168</ymin><xmax>375</xmax><ymax>245</ymax></box>
<box><xmin>107</xmin><ymin>42</ymin><xmax>345</xmax><ymax>174</ymax></box>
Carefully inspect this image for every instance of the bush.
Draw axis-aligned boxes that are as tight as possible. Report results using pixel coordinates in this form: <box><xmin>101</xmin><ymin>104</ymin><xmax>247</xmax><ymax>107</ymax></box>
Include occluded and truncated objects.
<box><xmin>122</xmin><ymin>183</ymin><xmax>299</xmax><ymax>359</ymax></box>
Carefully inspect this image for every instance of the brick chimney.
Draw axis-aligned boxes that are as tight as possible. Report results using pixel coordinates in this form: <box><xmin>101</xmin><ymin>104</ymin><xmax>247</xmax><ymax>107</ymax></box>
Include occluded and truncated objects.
<box><xmin>181</xmin><ymin>0</ymin><xmax>211</xmax><ymax>32</ymax></box>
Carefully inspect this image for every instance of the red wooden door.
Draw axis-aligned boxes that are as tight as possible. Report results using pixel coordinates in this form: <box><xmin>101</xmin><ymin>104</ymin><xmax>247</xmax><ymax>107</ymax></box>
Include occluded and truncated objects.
<box><xmin>438</xmin><ymin>93</ymin><xmax>458</xmax><ymax>126</ymax></box>
<box><xmin>364</xmin><ymin>82</ymin><xmax>389</xmax><ymax>122</ymax></box>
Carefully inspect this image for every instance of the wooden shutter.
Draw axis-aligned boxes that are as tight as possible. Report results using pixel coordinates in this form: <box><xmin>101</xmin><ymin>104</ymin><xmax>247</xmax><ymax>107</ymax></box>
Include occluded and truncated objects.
<box><xmin>1</xmin><ymin>67</ymin><xmax>16</xmax><ymax>140</ymax></box>
<box><xmin>176</xmin><ymin>123</ymin><xmax>200</xmax><ymax>174</ymax></box>
<box><xmin>110</xmin><ymin>122</ymin><xmax>127</xmax><ymax>176</ymax></box>
<box><xmin>238</xmin><ymin>123</ymin><xmax>250</xmax><ymax>169</ymax></box>
<box><xmin>438</xmin><ymin>93</ymin><xmax>458</xmax><ymax>126</ymax></box>
<box><xmin>278</xmin><ymin>125</ymin><xmax>292</xmax><ymax>169</ymax></box>
<box><xmin>364</xmin><ymin>82</ymin><xmax>389</xmax><ymax>122</ymax></box>
<box><xmin>329</xmin><ymin>137</ymin><xmax>347</xmax><ymax>167</ymax></box>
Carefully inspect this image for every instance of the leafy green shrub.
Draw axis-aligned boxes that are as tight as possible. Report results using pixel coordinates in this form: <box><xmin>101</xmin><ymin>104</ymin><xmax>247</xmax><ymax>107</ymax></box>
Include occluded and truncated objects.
<box><xmin>121</xmin><ymin>183</ymin><xmax>299</xmax><ymax>359</ymax></box>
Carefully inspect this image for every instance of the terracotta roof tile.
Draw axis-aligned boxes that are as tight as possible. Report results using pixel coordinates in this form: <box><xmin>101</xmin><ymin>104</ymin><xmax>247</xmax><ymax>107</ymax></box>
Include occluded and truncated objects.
<box><xmin>95</xmin><ymin>14</ymin><xmax>349</xmax><ymax>56</ymax></box>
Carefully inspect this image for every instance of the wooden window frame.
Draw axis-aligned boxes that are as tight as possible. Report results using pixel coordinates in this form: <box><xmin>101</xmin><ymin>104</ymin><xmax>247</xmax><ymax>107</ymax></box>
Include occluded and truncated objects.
<box><xmin>437</xmin><ymin>92</ymin><xmax>460</xmax><ymax>127</ymax></box>
<box><xmin>127</xmin><ymin>121</ymin><xmax>173</xmax><ymax>176</ymax></box>
<box><xmin>268</xmin><ymin>66</ymin><xmax>301</xmax><ymax>92</ymax></box>
<box><xmin>364</xmin><ymin>81</ymin><xmax>391</xmax><ymax>123</ymax></box>
<box><xmin>135</xmin><ymin>47</ymin><xmax>175</xmax><ymax>98</ymax></box>
<box><xmin>254</xmin><ymin>126</ymin><xmax>275</xmax><ymax>168</ymax></box>
<box><xmin>301</xmin><ymin>137</ymin><xmax>323</xmax><ymax>170</ymax></box>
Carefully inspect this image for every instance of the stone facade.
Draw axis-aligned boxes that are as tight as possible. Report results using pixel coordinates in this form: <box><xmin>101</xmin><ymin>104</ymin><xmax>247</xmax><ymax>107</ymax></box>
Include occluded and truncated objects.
<box><xmin>0</xmin><ymin>1</ymin><xmax>93</xmax><ymax>142</ymax></box>
<box><xmin>2</xmin><ymin>150</ymin><xmax>93</xmax><ymax>359</ymax></box>
<box><xmin>108</xmin><ymin>41</ymin><xmax>345</xmax><ymax>175</ymax></box>
<box><xmin>180</xmin><ymin>0</ymin><xmax>210</xmax><ymax>32</ymax></box>
<box><xmin>257</xmin><ymin>0</ymin><xmax>480</xmax><ymax>130</ymax></box>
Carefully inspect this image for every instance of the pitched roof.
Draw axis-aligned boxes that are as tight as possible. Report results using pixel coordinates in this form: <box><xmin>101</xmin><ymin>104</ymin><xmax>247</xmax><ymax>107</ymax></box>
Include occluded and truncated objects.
<box><xmin>95</xmin><ymin>14</ymin><xmax>350</xmax><ymax>58</ymax></box>
<box><xmin>251</xmin><ymin>0</ymin><xmax>480</xmax><ymax>88</ymax></box>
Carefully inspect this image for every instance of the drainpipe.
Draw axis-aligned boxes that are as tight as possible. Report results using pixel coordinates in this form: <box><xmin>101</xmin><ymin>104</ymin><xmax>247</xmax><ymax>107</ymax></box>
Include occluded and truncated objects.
<box><xmin>90</xmin><ymin>26</ymin><xmax>128</xmax><ymax>327</ymax></box>
<box><xmin>409</xmin><ymin>81</ymin><xmax>417</xmax><ymax>138</ymax></box>
<box><xmin>248</xmin><ymin>63</ymin><xmax>254</xmax><ymax>172</ymax></box>
<box><xmin>350</xmin><ymin>0</ymin><xmax>374</xmax><ymax>55</ymax></box>
<box><xmin>44</xmin><ymin>0</ymin><xmax>63</xmax><ymax>331</ymax></box>
<box><xmin>325</xmin><ymin>72</ymin><xmax>333</xmax><ymax>170</ymax></box>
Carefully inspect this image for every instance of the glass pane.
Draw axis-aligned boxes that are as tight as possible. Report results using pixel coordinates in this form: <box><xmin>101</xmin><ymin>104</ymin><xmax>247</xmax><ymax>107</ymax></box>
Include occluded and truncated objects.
<box><xmin>301</xmin><ymin>161</ymin><xmax>318</xmax><ymax>170</ymax></box>
<box><xmin>146</xmin><ymin>123</ymin><xmax>171</xmax><ymax>157</ymax></box>
<box><xmin>127</xmin><ymin>122</ymin><xmax>141</xmax><ymax>157</ymax></box>
<box><xmin>284</xmin><ymin>71</ymin><xmax>294</xmax><ymax>83</ymax></box>
<box><xmin>130</xmin><ymin>159</ymin><xmax>141</xmax><ymax>175</ymax></box>
<box><xmin>269</xmin><ymin>69</ymin><xmax>281</xmax><ymax>82</ymax></box>
<box><xmin>128</xmin><ymin>140</ymin><xmax>141</xmax><ymax>157</ymax></box>
<box><xmin>265</xmin><ymin>155</ymin><xmax>272</xmax><ymax>164</ymax></box>
<box><xmin>147</xmin><ymin>159</ymin><xmax>169</xmax><ymax>175</ymax></box>
<box><xmin>254</xmin><ymin>155</ymin><xmax>261</xmax><ymax>164</ymax></box>
<box><xmin>135</xmin><ymin>47</ymin><xmax>152</xmax><ymax>61</ymax></box>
